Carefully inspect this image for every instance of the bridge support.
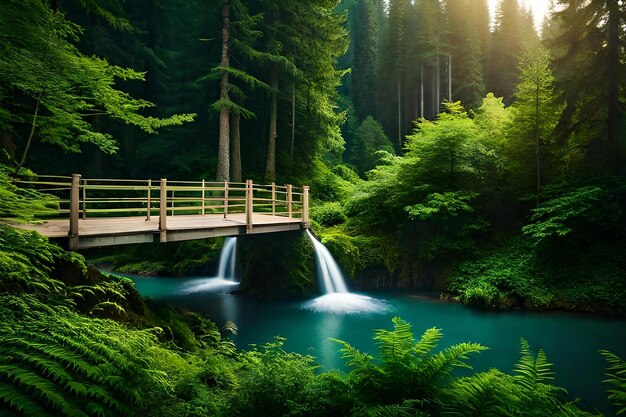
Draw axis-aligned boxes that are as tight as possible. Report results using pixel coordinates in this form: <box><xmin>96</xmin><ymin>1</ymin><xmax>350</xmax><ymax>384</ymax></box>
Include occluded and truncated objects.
<box><xmin>159</xmin><ymin>178</ymin><xmax>167</xmax><ymax>242</ymax></box>
<box><xmin>68</xmin><ymin>173</ymin><xmax>81</xmax><ymax>251</ymax></box>
<box><xmin>302</xmin><ymin>186</ymin><xmax>310</xmax><ymax>228</ymax></box>
<box><xmin>245</xmin><ymin>179</ymin><xmax>253</xmax><ymax>232</ymax></box>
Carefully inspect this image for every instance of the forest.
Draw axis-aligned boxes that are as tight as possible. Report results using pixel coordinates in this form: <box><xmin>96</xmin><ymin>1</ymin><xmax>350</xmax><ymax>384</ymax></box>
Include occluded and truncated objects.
<box><xmin>0</xmin><ymin>0</ymin><xmax>625</xmax><ymax>416</ymax></box>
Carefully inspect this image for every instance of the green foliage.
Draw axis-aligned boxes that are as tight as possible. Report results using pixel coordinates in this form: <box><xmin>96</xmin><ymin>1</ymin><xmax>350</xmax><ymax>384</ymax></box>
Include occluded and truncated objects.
<box><xmin>333</xmin><ymin>317</ymin><xmax>487</xmax><ymax>410</ymax></box>
<box><xmin>0</xmin><ymin>0</ymin><xmax>195</xmax><ymax>159</ymax></box>
<box><xmin>0</xmin><ymin>295</ymin><xmax>168</xmax><ymax>416</ymax></box>
<box><xmin>311</xmin><ymin>202</ymin><xmax>347</xmax><ymax>227</ymax></box>
<box><xmin>228</xmin><ymin>337</ymin><xmax>342</xmax><ymax>417</ymax></box>
<box><xmin>309</xmin><ymin>159</ymin><xmax>358</xmax><ymax>203</ymax></box>
<box><xmin>90</xmin><ymin>239</ymin><xmax>223</xmax><ymax>276</ymax></box>
<box><xmin>352</xmin><ymin>116</ymin><xmax>395</xmax><ymax>175</ymax></box>
<box><xmin>522</xmin><ymin>183</ymin><xmax>626</xmax><ymax>247</ymax></box>
<box><xmin>343</xmin><ymin>105</ymin><xmax>495</xmax><ymax>276</ymax></box>
<box><xmin>405</xmin><ymin>191</ymin><xmax>476</xmax><ymax>221</ymax></box>
<box><xmin>238</xmin><ymin>231</ymin><xmax>315</xmax><ymax>298</ymax></box>
<box><xmin>0</xmin><ymin>164</ymin><xmax>59</xmax><ymax>222</ymax></box>
<box><xmin>318</xmin><ymin>230</ymin><xmax>391</xmax><ymax>278</ymax></box>
<box><xmin>601</xmin><ymin>351</ymin><xmax>626</xmax><ymax>415</ymax></box>
<box><xmin>449</xmin><ymin>238</ymin><xmax>626</xmax><ymax>313</ymax></box>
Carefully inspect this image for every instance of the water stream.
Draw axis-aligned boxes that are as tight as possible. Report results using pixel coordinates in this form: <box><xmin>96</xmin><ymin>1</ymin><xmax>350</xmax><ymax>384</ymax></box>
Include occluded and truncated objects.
<box><xmin>303</xmin><ymin>230</ymin><xmax>389</xmax><ymax>314</ymax></box>
<box><xmin>124</xmin><ymin>235</ymin><xmax>626</xmax><ymax>414</ymax></box>
<box><xmin>178</xmin><ymin>237</ymin><xmax>239</xmax><ymax>294</ymax></box>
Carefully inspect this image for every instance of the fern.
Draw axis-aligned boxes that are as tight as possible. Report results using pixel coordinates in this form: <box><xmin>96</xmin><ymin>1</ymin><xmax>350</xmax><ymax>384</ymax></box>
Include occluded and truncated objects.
<box><xmin>419</xmin><ymin>342</ymin><xmax>488</xmax><ymax>384</ymax></box>
<box><xmin>0</xmin><ymin>381</ymin><xmax>54</xmax><ymax>416</ymax></box>
<box><xmin>374</xmin><ymin>317</ymin><xmax>415</xmax><ymax>365</ymax></box>
<box><xmin>443</xmin><ymin>369</ymin><xmax>515</xmax><ymax>417</ymax></box>
<box><xmin>514</xmin><ymin>338</ymin><xmax>555</xmax><ymax>391</ymax></box>
<box><xmin>600</xmin><ymin>350</ymin><xmax>626</xmax><ymax>415</ymax></box>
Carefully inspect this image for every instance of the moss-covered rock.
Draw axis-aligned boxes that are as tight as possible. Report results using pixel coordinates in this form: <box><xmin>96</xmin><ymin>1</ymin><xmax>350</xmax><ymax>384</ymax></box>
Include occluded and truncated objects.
<box><xmin>237</xmin><ymin>231</ymin><xmax>315</xmax><ymax>299</ymax></box>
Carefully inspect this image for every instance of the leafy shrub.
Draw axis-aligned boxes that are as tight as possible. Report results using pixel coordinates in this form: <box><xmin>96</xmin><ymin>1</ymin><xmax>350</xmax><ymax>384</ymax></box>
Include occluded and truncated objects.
<box><xmin>523</xmin><ymin>181</ymin><xmax>626</xmax><ymax>250</ymax></box>
<box><xmin>311</xmin><ymin>202</ymin><xmax>347</xmax><ymax>227</ymax></box>
<box><xmin>449</xmin><ymin>238</ymin><xmax>626</xmax><ymax>313</ymax></box>
<box><xmin>227</xmin><ymin>337</ymin><xmax>339</xmax><ymax>417</ymax></box>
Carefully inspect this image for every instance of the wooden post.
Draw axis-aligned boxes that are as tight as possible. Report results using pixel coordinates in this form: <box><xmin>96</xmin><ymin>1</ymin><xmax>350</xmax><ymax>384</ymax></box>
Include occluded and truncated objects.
<box><xmin>287</xmin><ymin>184</ymin><xmax>293</xmax><ymax>218</ymax></box>
<box><xmin>201</xmin><ymin>179</ymin><xmax>205</xmax><ymax>216</ymax></box>
<box><xmin>146</xmin><ymin>179</ymin><xmax>151</xmax><ymax>221</ymax></box>
<box><xmin>223</xmin><ymin>181</ymin><xmax>229</xmax><ymax>218</ymax></box>
<box><xmin>159</xmin><ymin>178</ymin><xmax>167</xmax><ymax>242</ymax></box>
<box><xmin>245</xmin><ymin>179</ymin><xmax>252</xmax><ymax>232</ymax></box>
<box><xmin>171</xmin><ymin>189</ymin><xmax>175</xmax><ymax>216</ymax></box>
<box><xmin>81</xmin><ymin>178</ymin><xmax>87</xmax><ymax>219</ymax></box>
<box><xmin>271</xmin><ymin>182</ymin><xmax>276</xmax><ymax>215</ymax></box>
<box><xmin>69</xmin><ymin>174</ymin><xmax>80</xmax><ymax>250</ymax></box>
<box><xmin>302</xmin><ymin>186</ymin><xmax>310</xmax><ymax>228</ymax></box>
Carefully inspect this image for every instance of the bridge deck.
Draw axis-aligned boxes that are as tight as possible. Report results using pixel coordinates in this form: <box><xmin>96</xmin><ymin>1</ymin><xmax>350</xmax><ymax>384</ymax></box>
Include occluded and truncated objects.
<box><xmin>14</xmin><ymin>213</ymin><xmax>304</xmax><ymax>249</ymax></box>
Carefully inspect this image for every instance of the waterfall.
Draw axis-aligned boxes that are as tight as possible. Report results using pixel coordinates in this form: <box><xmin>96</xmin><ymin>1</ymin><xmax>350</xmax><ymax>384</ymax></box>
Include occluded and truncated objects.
<box><xmin>216</xmin><ymin>237</ymin><xmax>237</xmax><ymax>281</ymax></box>
<box><xmin>178</xmin><ymin>237</ymin><xmax>238</xmax><ymax>294</ymax></box>
<box><xmin>304</xmin><ymin>230</ymin><xmax>389</xmax><ymax>314</ymax></box>
<box><xmin>306</xmin><ymin>230</ymin><xmax>348</xmax><ymax>293</ymax></box>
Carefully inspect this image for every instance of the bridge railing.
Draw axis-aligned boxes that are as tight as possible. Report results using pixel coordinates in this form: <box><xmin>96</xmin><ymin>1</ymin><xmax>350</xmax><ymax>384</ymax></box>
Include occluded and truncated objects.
<box><xmin>15</xmin><ymin>174</ymin><xmax>310</xmax><ymax>231</ymax></box>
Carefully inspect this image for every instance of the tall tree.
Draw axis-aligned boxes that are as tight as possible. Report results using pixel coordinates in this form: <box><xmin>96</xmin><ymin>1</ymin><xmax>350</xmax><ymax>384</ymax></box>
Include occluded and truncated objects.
<box><xmin>352</xmin><ymin>0</ymin><xmax>380</xmax><ymax>121</ymax></box>
<box><xmin>487</xmin><ymin>0</ymin><xmax>526</xmax><ymax>104</ymax></box>
<box><xmin>216</xmin><ymin>0</ymin><xmax>231</xmax><ymax>181</ymax></box>
<box><xmin>509</xmin><ymin>46</ymin><xmax>562</xmax><ymax>206</ymax></box>
<box><xmin>444</xmin><ymin>0</ymin><xmax>487</xmax><ymax>108</ymax></box>
<box><xmin>548</xmin><ymin>0</ymin><xmax>625</xmax><ymax>174</ymax></box>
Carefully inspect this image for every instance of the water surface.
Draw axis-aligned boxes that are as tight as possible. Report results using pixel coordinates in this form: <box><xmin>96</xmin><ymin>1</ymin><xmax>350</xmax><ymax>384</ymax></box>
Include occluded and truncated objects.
<box><xmin>131</xmin><ymin>275</ymin><xmax>626</xmax><ymax>415</ymax></box>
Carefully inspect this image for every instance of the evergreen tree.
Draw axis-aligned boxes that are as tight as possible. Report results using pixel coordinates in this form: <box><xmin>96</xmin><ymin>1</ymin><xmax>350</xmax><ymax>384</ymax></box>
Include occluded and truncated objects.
<box><xmin>352</xmin><ymin>0</ymin><xmax>380</xmax><ymax>122</ymax></box>
<box><xmin>508</xmin><ymin>46</ymin><xmax>563</xmax><ymax>206</ymax></box>
<box><xmin>444</xmin><ymin>0</ymin><xmax>487</xmax><ymax>109</ymax></box>
<box><xmin>487</xmin><ymin>0</ymin><xmax>527</xmax><ymax>104</ymax></box>
<box><xmin>548</xmin><ymin>0</ymin><xmax>626</xmax><ymax>174</ymax></box>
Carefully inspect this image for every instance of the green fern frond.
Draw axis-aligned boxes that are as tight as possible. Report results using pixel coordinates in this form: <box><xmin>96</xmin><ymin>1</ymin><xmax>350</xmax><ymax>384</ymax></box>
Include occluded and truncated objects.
<box><xmin>363</xmin><ymin>403</ymin><xmax>417</xmax><ymax>417</ymax></box>
<box><xmin>90</xmin><ymin>301</ymin><xmax>127</xmax><ymax>318</ymax></box>
<box><xmin>331</xmin><ymin>338</ymin><xmax>375</xmax><ymax>369</ymax></box>
<box><xmin>514</xmin><ymin>338</ymin><xmax>555</xmax><ymax>392</ymax></box>
<box><xmin>600</xmin><ymin>350</ymin><xmax>626</xmax><ymax>414</ymax></box>
<box><xmin>0</xmin><ymin>381</ymin><xmax>53</xmax><ymax>416</ymax></box>
<box><xmin>0</xmin><ymin>365</ymin><xmax>82</xmax><ymax>417</ymax></box>
<box><xmin>374</xmin><ymin>317</ymin><xmax>415</xmax><ymax>364</ymax></box>
<box><xmin>414</xmin><ymin>327</ymin><xmax>444</xmax><ymax>357</ymax></box>
<box><xmin>443</xmin><ymin>370</ymin><xmax>514</xmax><ymax>417</ymax></box>
<box><xmin>420</xmin><ymin>342</ymin><xmax>488</xmax><ymax>383</ymax></box>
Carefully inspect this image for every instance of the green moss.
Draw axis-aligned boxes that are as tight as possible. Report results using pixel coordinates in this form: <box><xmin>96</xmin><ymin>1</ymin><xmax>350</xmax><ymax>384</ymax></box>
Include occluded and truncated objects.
<box><xmin>238</xmin><ymin>231</ymin><xmax>315</xmax><ymax>298</ymax></box>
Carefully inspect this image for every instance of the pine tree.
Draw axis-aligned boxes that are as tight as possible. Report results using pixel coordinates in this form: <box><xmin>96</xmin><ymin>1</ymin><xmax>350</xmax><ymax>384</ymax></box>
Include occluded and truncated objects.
<box><xmin>488</xmin><ymin>0</ymin><xmax>527</xmax><ymax>104</ymax></box>
<box><xmin>548</xmin><ymin>0</ymin><xmax>625</xmax><ymax>174</ymax></box>
<box><xmin>352</xmin><ymin>0</ymin><xmax>380</xmax><ymax>122</ymax></box>
<box><xmin>509</xmin><ymin>46</ymin><xmax>563</xmax><ymax>206</ymax></box>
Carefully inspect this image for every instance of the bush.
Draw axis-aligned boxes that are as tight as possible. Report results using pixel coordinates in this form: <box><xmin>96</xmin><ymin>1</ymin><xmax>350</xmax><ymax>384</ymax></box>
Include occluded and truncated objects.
<box><xmin>311</xmin><ymin>202</ymin><xmax>347</xmax><ymax>227</ymax></box>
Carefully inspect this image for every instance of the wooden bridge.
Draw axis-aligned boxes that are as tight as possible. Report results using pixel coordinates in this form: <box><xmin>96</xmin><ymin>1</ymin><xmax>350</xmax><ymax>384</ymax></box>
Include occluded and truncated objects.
<box><xmin>11</xmin><ymin>175</ymin><xmax>310</xmax><ymax>250</ymax></box>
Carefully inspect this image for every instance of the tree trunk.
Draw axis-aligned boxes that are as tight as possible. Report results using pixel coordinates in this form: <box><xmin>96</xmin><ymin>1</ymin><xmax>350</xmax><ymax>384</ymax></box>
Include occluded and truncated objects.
<box><xmin>216</xmin><ymin>0</ymin><xmax>230</xmax><ymax>181</ymax></box>
<box><xmin>290</xmin><ymin>81</ymin><xmax>295</xmax><ymax>165</ymax></box>
<box><xmin>265</xmin><ymin>72</ymin><xmax>278</xmax><ymax>182</ymax></box>
<box><xmin>448</xmin><ymin>55</ymin><xmax>452</xmax><ymax>103</ymax></box>
<box><xmin>535</xmin><ymin>80</ymin><xmax>541</xmax><ymax>207</ymax></box>
<box><xmin>436</xmin><ymin>48</ymin><xmax>441</xmax><ymax>113</ymax></box>
<box><xmin>420</xmin><ymin>63</ymin><xmax>424</xmax><ymax>118</ymax></box>
<box><xmin>230</xmin><ymin>112</ymin><xmax>242</xmax><ymax>182</ymax></box>
<box><xmin>397</xmin><ymin>78</ymin><xmax>401</xmax><ymax>147</ymax></box>
<box><xmin>16</xmin><ymin>92</ymin><xmax>42</xmax><ymax>176</ymax></box>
